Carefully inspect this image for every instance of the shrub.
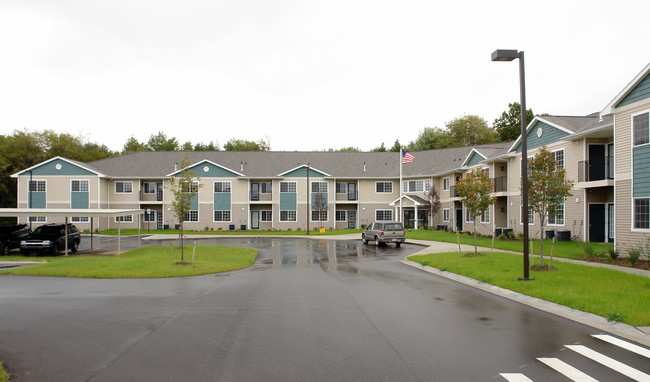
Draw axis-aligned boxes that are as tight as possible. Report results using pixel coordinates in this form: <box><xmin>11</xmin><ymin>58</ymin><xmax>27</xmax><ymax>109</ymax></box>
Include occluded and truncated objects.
<box><xmin>287</xmin><ymin>228</ymin><xmax>292</xmax><ymax>232</ymax></box>
<box><xmin>83</xmin><ymin>229</ymin><xmax>90</xmax><ymax>234</ymax></box>
<box><xmin>607</xmin><ymin>246</ymin><xmax>619</xmax><ymax>260</ymax></box>
<box><xmin>295</xmin><ymin>227</ymin><xmax>301</xmax><ymax>231</ymax></box>
<box><xmin>517</xmin><ymin>233</ymin><xmax>524</xmax><ymax>239</ymax></box>
<box><xmin>497</xmin><ymin>234</ymin><xmax>506</xmax><ymax>241</ymax></box>
<box><xmin>217</xmin><ymin>227</ymin><xmax>222</xmax><ymax>231</ymax></box>
<box><xmin>627</xmin><ymin>247</ymin><xmax>641</xmax><ymax>266</ymax></box>
<box><xmin>582</xmin><ymin>242</ymin><xmax>594</xmax><ymax>257</ymax></box>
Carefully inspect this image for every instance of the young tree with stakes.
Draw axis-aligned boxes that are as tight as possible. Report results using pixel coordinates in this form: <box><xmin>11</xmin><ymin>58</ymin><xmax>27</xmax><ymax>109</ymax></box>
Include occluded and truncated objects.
<box><xmin>424</xmin><ymin>185</ymin><xmax>441</xmax><ymax>229</ymax></box>
<box><xmin>312</xmin><ymin>192</ymin><xmax>329</xmax><ymax>229</ymax></box>
<box><xmin>527</xmin><ymin>146</ymin><xmax>573</xmax><ymax>267</ymax></box>
<box><xmin>170</xmin><ymin>157</ymin><xmax>202</xmax><ymax>263</ymax></box>
<box><xmin>455</xmin><ymin>169</ymin><xmax>496</xmax><ymax>255</ymax></box>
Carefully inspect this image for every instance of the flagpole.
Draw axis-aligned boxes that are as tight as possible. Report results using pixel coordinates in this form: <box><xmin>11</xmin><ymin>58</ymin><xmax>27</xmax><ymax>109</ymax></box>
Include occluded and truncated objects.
<box><xmin>399</xmin><ymin>149</ymin><xmax>402</xmax><ymax>224</ymax></box>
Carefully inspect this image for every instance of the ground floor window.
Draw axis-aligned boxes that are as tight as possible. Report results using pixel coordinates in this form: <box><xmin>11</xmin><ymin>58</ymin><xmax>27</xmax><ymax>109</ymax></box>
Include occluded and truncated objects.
<box><xmin>214</xmin><ymin>210</ymin><xmax>231</xmax><ymax>222</ymax></box>
<box><xmin>443</xmin><ymin>208</ymin><xmax>450</xmax><ymax>222</ymax></box>
<box><xmin>184</xmin><ymin>210</ymin><xmax>199</xmax><ymax>222</ymax></box>
<box><xmin>280</xmin><ymin>210</ymin><xmax>297</xmax><ymax>222</ymax></box>
<box><xmin>376</xmin><ymin>210</ymin><xmax>393</xmax><ymax>221</ymax></box>
<box><xmin>28</xmin><ymin>216</ymin><xmax>46</xmax><ymax>223</ymax></box>
<box><xmin>548</xmin><ymin>202</ymin><xmax>565</xmax><ymax>225</ymax></box>
<box><xmin>335</xmin><ymin>210</ymin><xmax>347</xmax><ymax>222</ymax></box>
<box><xmin>465</xmin><ymin>209</ymin><xmax>474</xmax><ymax>223</ymax></box>
<box><xmin>71</xmin><ymin>216</ymin><xmax>89</xmax><ymax>223</ymax></box>
<box><xmin>261</xmin><ymin>210</ymin><xmax>272</xmax><ymax>222</ymax></box>
<box><xmin>634</xmin><ymin>198</ymin><xmax>649</xmax><ymax>229</ymax></box>
<box><xmin>115</xmin><ymin>215</ymin><xmax>133</xmax><ymax>223</ymax></box>
<box><xmin>143</xmin><ymin>211</ymin><xmax>156</xmax><ymax>222</ymax></box>
<box><xmin>311</xmin><ymin>211</ymin><xmax>328</xmax><ymax>222</ymax></box>
<box><xmin>480</xmin><ymin>207</ymin><xmax>489</xmax><ymax>223</ymax></box>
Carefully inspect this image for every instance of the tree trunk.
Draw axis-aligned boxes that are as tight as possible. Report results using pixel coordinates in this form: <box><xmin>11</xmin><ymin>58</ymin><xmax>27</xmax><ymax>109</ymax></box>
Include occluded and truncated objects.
<box><xmin>549</xmin><ymin>237</ymin><xmax>555</xmax><ymax>270</ymax></box>
<box><xmin>539</xmin><ymin>226</ymin><xmax>544</xmax><ymax>267</ymax></box>
<box><xmin>180</xmin><ymin>222</ymin><xmax>184</xmax><ymax>263</ymax></box>
<box><xmin>456</xmin><ymin>230</ymin><xmax>462</xmax><ymax>256</ymax></box>
<box><xmin>473</xmin><ymin>219</ymin><xmax>477</xmax><ymax>255</ymax></box>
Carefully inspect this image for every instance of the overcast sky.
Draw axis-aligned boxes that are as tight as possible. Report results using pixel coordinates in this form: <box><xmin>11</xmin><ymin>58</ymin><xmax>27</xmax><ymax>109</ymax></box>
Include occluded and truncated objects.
<box><xmin>1</xmin><ymin>0</ymin><xmax>648</xmax><ymax>152</ymax></box>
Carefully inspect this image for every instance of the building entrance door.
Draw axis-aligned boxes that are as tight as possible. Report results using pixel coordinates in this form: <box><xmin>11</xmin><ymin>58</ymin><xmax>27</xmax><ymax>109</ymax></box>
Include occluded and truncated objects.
<box><xmin>251</xmin><ymin>211</ymin><xmax>260</xmax><ymax>230</ymax></box>
<box><xmin>347</xmin><ymin>211</ymin><xmax>356</xmax><ymax>229</ymax></box>
<box><xmin>589</xmin><ymin>204</ymin><xmax>606</xmax><ymax>242</ymax></box>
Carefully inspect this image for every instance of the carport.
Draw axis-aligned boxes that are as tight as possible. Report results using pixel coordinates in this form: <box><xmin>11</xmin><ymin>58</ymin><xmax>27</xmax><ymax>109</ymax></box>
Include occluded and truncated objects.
<box><xmin>0</xmin><ymin>208</ymin><xmax>144</xmax><ymax>254</ymax></box>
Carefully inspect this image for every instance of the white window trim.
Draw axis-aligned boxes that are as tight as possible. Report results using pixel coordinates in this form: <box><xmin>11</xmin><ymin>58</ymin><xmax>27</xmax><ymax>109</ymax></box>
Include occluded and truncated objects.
<box><xmin>29</xmin><ymin>179</ymin><xmax>47</xmax><ymax>193</ymax></box>
<box><xmin>375</xmin><ymin>181</ymin><xmax>393</xmax><ymax>194</ymax></box>
<box><xmin>142</xmin><ymin>211</ymin><xmax>157</xmax><ymax>222</ymax></box>
<box><xmin>443</xmin><ymin>208</ymin><xmax>450</xmax><ymax>222</ymax></box>
<box><xmin>465</xmin><ymin>208</ymin><xmax>474</xmax><ymax>223</ymax></box>
<box><xmin>311</xmin><ymin>181</ymin><xmax>328</xmax><ymax>193</ymax></box>
<box><xmin>115</xmin><ymin>181</ymin><xmax>133</xmax><ymax>194</ymax></box>
<box><xmin>71</xmin><ymin>216</ymin><xmax>90</xmax><ymax>223</ymax></box>
<box><xmin>28</xmin><ymin>216</ymin><xmax>47</xmax><ymax>223</ymax></box>
<box><xmin>310</xmin><ymin>210</ymin><xmax>329</xmax><ymax>223</ymax></box>
<box><xmin>71</xmin><ymin>179</ymin><xmax>89</xmax><ymax>193</ymax></box>
<box><xmin>631</xmin><ymin>109</ymin><xmax>650</xmax><ymax>230</ymax></box>
<box><xmin>480</xmin><ymin>206</ymin><xmax>490</xmax><ymax>224</ymax></box>
<box><xmin>443</xmin><ymin>178</ymin><xmax>449</xmax><ymax>191</ymax></box>
<box><xmin>335</xmin><ymin>210</ymin><xmax>347</xmax><ymax>222</ymax></box>
<box><xmin>632</xmin><ymin>197</ymin><xmax>650</xmax><ymax>231</ymax></box>
<box><xmin>547</xmin><ymin>201</ymin><xmax>566</xmax><ymax>226</ymax></box>
<box><xmin>143</xmin><ymin>182</ymin><xmax>157</xmax><ymax>194</ymax></box>
<box><xmin>261</xmin><ymin>210</ymin><xmax>273</xmax><ymax>222</ymax></box>
<box><xmin>213</xmin><ymin>210</ymin><xmax>232</xmax><ymax>223</ymax></box>
<box><xmin>280</xmin><ymin>181</ymin><xmax>297</xmax><ymax>193</ymax></box>
<box><xmin>375</xmin><ymin>209</ymin><xmax>393</xmax><ymax>221</ymax></box>
<box><xmin>183</xmin><ymin>210</ymin><xmax>199</xmax><ymax>223</ymax></box>
<box><xmin>115</xmin><ymin>215</ymin><xmax>133</xmax><ymax>223</ymax></box>
<box><xmin>551</xmin><ymin>148</ymin><xmax>565</xmax><ymax>170</ymax></box>
<box><xmin>632</xmin><ymin>110</ymin><xmax>650</xmax><ymax>147</ymax></box>
<box><xmin>280</xmin><ymin>210</ymin><xmax>297</xmax><ymax>222</ymax></box>
<box><xmin>213</xmin><ymin>181</ymin><xmax>232</xmax><ymax>193</ymax></box>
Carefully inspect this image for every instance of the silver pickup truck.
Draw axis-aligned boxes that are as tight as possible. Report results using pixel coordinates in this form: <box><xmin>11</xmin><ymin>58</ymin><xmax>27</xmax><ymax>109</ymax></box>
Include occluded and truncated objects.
<box><xmin>361</xmin><ymin>221</ymin><xmax>405</xmax><ymax>247</ymax></box>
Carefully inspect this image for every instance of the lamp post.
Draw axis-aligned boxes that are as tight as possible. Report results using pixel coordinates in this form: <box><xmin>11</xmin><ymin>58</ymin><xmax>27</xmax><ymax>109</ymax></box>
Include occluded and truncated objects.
<box><xmin>306</xmin><ymin>163</ymin><xmax>310</xmax><ymax>235</ymax></box>
<box><xmin>28</xmin><ymin>170</ymin><xmax>33</xmax><ymax>229</ymax></box>
<box><xmin>491</xmin><ymin>49</ymin><xmax>532</xmax><ymax>280</ymax></box>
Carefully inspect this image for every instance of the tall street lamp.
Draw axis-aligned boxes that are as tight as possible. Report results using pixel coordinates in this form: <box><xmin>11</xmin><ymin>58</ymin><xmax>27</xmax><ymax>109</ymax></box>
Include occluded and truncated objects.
<box><xmin>491</xmin><ymin>49</ymin><xmax>532</xmax><ymax>280</ymax></box>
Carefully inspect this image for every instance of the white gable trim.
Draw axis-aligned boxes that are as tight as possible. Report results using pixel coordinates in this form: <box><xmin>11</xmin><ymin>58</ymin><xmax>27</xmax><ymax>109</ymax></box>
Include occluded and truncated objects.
<box><xmin>166</xmin><ymin>159</ymin><xmax>244</xmax><ymax>177</ymax></box>
<box><xmin>277</xmin><ymin>164</ymin><xmax>331</xmax><ymax>177</ymax></box>
<box><xmin>602</xmin><ymin>62</ymin><xmax>650</xmax><ymax>115</ymax></box>
<box><xmin>11</xmin><ymin>156</ymin><xmax>106</xmax><ymax>178</ymax></box>
<box><xmin>507</xmin><ymin>117</ymin><xmax>574</xmax><ymax>153</ymax></box>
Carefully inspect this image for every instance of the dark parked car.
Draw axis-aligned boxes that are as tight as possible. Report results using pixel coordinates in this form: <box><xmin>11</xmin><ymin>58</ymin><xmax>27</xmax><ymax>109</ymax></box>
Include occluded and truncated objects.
<box><xmin>0</xmin><ymin>224</ymin><xmax>32</xmax><ymax>255</ymax></box>
<box><xmin>362</xmin><ymin>221</ymin><xmax>406</xmax><ymax>247</ymax></box>
<box><xmin>20</xmin><ymin>224</ymin><xmax>81</xmax><ymax>255</ymax></box>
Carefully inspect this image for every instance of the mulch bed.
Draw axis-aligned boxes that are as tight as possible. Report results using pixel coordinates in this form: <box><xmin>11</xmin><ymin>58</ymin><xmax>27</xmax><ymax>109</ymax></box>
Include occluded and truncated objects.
<box><xmin>462</xmin><ymin>252</ymin><xmax>487</xmax><ymax>258</ymax></box>
<box><xmin>583</xmin><ymin>256</ymin><xmax>649</xmax><ymax>270</ymax></box>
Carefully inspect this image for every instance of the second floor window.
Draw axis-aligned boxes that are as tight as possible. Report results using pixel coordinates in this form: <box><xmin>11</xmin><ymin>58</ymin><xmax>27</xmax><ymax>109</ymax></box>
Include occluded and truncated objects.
<box><xmin>214</xmin><ymin>182</ymin><xmax>231</xmax><ymax>193</ymax></box>
<box><xmin>280</xmin><ymin>182</ymin><xmax>296</xmax><ymax>193</ymax></box>
<box><xmin>29</xmin><ymin>180</ymin><xmax>46</xmax><ymax>192</ymax></box>
<box><xmin>311</xmin><ymin>182</ymin><xmax>328</xmax><ymax>193</ymax></box>
<box><xmin>71</xmin><ymin>180</ymin><xmax>89</xmax><ymax>192</ymax></box>
<box><xmin>115</xmin><ymin>181</ymin><xmax>133</xmax><ymax>194</ymax></box>
<box><xmin>633</xmin><ymin>112</ymin><xmax>649</xmax><ymax>146</ymax></box>
<box><xmin>376</xmin><ymin>182</ymin><xmax>393</xmax><ymax>193</ymax></box>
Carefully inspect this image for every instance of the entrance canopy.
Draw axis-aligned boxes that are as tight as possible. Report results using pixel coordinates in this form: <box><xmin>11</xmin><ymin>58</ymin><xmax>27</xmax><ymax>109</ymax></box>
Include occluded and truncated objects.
<box><xmin>0</xmin><ymin>208</ymin><xmax>144</xmax><ymax>254</ymax></box>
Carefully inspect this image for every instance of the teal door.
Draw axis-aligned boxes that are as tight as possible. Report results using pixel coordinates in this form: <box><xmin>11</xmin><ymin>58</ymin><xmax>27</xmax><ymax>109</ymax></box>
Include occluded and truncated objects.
<box><xmin>589</xmin><ymin>204</ymin><xmax>606</xmax><ymax>242</ymax></box>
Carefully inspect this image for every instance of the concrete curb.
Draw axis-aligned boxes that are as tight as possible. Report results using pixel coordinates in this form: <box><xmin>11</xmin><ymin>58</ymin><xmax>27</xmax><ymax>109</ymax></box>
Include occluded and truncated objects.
<box><xmin>400</xmin><ymin>258</ymin><xmax>650</xmax><ymax>348</ymax></box>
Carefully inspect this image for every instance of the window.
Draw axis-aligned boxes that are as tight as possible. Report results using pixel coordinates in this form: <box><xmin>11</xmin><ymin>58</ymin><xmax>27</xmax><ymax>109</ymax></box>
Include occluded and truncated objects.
<box><xmin>29</xmin><ymin>180</ymin><xmax>46</xmax><ymax>192</ymax></box>
<box><xmin>280</xmin><ymin>210</ymin><xmax>297</xmax><ymax>222</ymax></box>
<box><xmin>634</xmin><ymin>198</ymin><xmax>649</xmax><ymax>229</ymax></box>
<box><xmin>376</xmin><ymin>210</ymin><xmax>393</xmax><ymax>221</ymax></box>
<box><xmin>548</xmin><ymin>202</ymin><xmax>565</xmax><ymax>225</ymax></box>
<box><xmin>480</xmin><ymin>207</ymin><xmax>490</xmax><ymax>223</ymax></box>
<box><xmin>403</xmin><ymin>180</ymin><xmax>430</xmax><ymax>193</ymax></box>
<box><xmin>214</xmin><ymin>210</ymin><xmax>231</xmax><ymax>222</ymax></box>
<box><xmin>115</xmin><ymin>181</ymin><xmax>133</xmax><ymax>194</ymax></box>
<box><xmin>520</xmin><ymin>198</ymin><xmax>535</xmax><ymax>225</ymax></box>
<box><xmin>336</xmin><ymin>183</ymin><xmax>347</xmax><ymax>194</ymax></box>
<box><xmin>115</xmin><ymin>215</ymin><xmax>133</xmax><ymax>223</ymax></box>
<box><xmin>71</xmin><ymin>180</ymin><xmax>89</xmax><ymax>192</ymax></box>
<box><xmin>465</xmin><ymin>209</ymin><xmax>474</xmax><ymax>223</ymax></box>
<box><xmin>260</xmin><ymin>182</ymin><xmax>272</xmax><ymax>194</ymax></box>
<box><xmin>443</xmin><ymin>178</ymin><xmax>449</xmax><ymax>191</ymax></box>
<box><xmin>336</xmin><ymin>210</ymin><xmax>346</xmax><ymax>221</ymax></box>
<box><xmin>311</xmin><ymin>182</ymin><xmax>328</xmax><ymax>193</ymax></box>
<box><xmin>184</xmin><ymin>210</ymin><xmax>199</xmax><ymax>222</ymax></box>
<box><xmin>142</xmin><ymin>182</ymin><xmax>157</xmax><ymax>194</ymax></box>
<box><xmin>71</xmin><ymin>216</ymin><xmax>89</xmax><ymax>223</ymax></box>
<box><xmin>261</xmin><ymin>211</ymin><xmax>273</xmax><ymax>222</ymax></box>
<box><xmin>213</xmin><ymin>182</ymin><xmax>231</xmax><ymax>193</ymax></box>
<box><xmin>633</xmin><ymin>112</ymin><xmax>649</xmax><ymax>146</ymax></box>
<box><xmin>280</xmin><ymin>182</ymin><xmax>296</xmax><ymax>193</ymax></box>
<box><xmin>443</xmin><ymin>208</ymin><xmax>450</xmax><ymax>222</ymax></box>
<box><xmin>28</xmin><ymin>216</ymin><xmax>46</xmax><ymax>223</ymax></box>
<box><xmin>143</xmin><ymin>211</ymin><xmax>156</xmax><ymax>222</ymax></box>
<box><xmin>376</xmin><ymin>181</ymin><xmax>393</xmax><ymax>193</ymax></box>
<box><xmin>552</xmin><ymin>149</ymin><xmax>565</xmax><ymax>170</ymax></box>
<box><xmin>185</xmin><ymin>181</ymin><xmax>199</xmax><ymax>193</ymax></box>
<box><xmin>311</xmin><ymin>211</ymin><xmax>328</xmax><ymax>222</ymax></box>
<box><xmin>482</xmin><ymin>168</ymin><xmax>490</xmax><ymax>176</ymax></box>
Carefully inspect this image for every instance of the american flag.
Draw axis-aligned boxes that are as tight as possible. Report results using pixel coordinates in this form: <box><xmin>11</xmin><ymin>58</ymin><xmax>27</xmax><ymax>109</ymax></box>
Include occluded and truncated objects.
<box><xmin>402</xmin><ymin>150</ymin><xmax>414</xmax><ymax>164</ymax></box>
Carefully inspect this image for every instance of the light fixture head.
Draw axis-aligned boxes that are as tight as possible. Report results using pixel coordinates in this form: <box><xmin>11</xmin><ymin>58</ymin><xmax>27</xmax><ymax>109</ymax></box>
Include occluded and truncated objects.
<box><xmin>491</xmin><ymin>49</ymin><xmax>520</xmax><ymax>62</ymax></box>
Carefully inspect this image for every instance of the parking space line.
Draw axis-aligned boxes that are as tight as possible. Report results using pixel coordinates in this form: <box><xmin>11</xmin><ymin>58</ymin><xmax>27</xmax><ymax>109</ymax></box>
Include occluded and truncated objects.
<box><xmin>537</xmin><ymin>357</ymin><xmax>598</xmax><ymax>381</ymax></box>
<box><xmin>592</xmin><ymin>334</ymin><xmax>650</xmax><ymax>359</ymax></box>
<box><xmin>566</xmin><ymin>345</ymin><xmax>650</xmax><ymax>382</ymax></box>
<box><xmin>499</xmin><ymin>373</ymin><xmax>534</xmax><ymax>381</ymax></box>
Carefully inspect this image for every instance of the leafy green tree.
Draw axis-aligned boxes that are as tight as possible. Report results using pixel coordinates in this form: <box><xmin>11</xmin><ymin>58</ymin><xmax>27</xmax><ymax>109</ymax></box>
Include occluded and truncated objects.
<box><xmin>329</xmin><ymin>147</ymin><xmax>360</xmax><ymax>152</ymax></box>
<box><xmin>371</xmin><ymin>142</ymin><xmax>388</xmax><ymax>152</ymax></box>
<box><xmin>169</xmin><ymin>157</ymin><xmax>202</xmax><ymax>263</ymax></box>
<box><xmin>527</xmin><ymin>146</ymin><xmax>574</xmax><ymax>267</ymax></box>
<box><xmin>455</xmin><ymin>169</ymin><xmax>496</xmax><ymax>254</ymax></box>
<box><xmin>180</xmin><ymin>141</ymin><xmax>193</xmax><ymax>151</ymax></box>
<box><xmin>408</xmin><ymin>127</ymin><xmax>454</xmax><ymax>150</ymax></box>
<box><xmin>194</xmin><ymin>141</ymin><xmax>220</xmax><ymax>151</ymax></box>
<box><xmin>389</xmin><ymin>140</ymin><xmax>402</xmax><ymax>152</ymax></box>
<box><xmin>147</xmin><ymin>131</ymin><xmax>179</xmax><ymax>151</ymax></box>
<box><xmin>224</xmin><ymin>138</ymin><xmax>270</xmax><ymax>151</ymax></box>
<box><xmin>122</xmin><ymin>136</ymin><xmax>149</xmax><ymax>154</ymax></box>
<box><xmin>493</xmin><ymin>102</ymin><xmax>535</xmax><ymax>142</ymax></box>
<box><xmin>446</xmin><ymin>115</ymin><xmax>498</xmax><ymax>147</ymax></box>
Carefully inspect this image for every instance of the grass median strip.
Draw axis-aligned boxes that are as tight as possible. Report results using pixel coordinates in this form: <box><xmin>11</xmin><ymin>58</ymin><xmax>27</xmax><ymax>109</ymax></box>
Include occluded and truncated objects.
<box><xmin>409</xmin><ymin>252</ymin><xmax>650</xmax><ymax>327</ymax></box>
<box><xmin>1</xmin><ymin>246</ymin><xmax>256</xmax><ymax>278</ymax></box>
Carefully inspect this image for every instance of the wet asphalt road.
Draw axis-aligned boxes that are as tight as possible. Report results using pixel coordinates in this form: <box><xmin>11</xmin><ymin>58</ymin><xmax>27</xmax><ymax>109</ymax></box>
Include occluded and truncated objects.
<box><xmin>1</xmin><ymin>238</ymin><xmax>648</xmax><ymax>381</ymax></box>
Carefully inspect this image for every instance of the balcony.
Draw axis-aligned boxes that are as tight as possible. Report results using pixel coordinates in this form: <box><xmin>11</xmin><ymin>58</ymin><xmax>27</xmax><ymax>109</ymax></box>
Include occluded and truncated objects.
<box><xmin>449</xmin><ymin>186</ymin><xmax>458</xmax><ymax>198</ymax></box>
<box><xmin>578</xmin><ymin>156</ymin><xmax>614</xmax><ymax>183</ymax></box>
<box><xmin>336</xmin><ymin>190</ymin><xmax>358</xmax><ymax>201</ymax></box>
<box><xmin>250</xmin><ymin>191</ymin><xmax>272</xmax><ymax>202</ymax></box>
<box><xmin>492</xmin><ymin>176</ymin><xmax>507</xmax><ymax>193</ymax></box>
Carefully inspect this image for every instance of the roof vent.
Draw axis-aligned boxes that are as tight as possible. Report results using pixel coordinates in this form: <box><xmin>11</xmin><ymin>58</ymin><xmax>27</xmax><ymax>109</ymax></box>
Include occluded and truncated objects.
<box><xmin>363</xmin><ymin>162</ymin><xmax>366</xmax><ymax>172</ymax></box>
<box><xmin>241</xmin><ymin>161</ymin><xmax>244</xmax><ymax>172</ymax></box>
<box><xmin>174</xmin><ymin>162</ymin><xmax>178</xmax><ymax>171</ymax></box>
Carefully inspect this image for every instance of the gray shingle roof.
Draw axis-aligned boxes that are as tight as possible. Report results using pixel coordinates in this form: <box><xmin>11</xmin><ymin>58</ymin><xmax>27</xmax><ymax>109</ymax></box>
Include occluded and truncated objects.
<box><xmin>539</xmin><ymin>114</ymin><xmax>613</xmax><ymax>134</ymax></box>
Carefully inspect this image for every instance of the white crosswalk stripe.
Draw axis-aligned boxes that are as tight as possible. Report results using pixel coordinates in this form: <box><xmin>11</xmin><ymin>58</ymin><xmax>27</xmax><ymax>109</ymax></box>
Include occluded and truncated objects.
<box><xmin>566</xmin><ymin>344</ymin><xmax>650</xmax><ymax>382</ymax></box>
<box><xmin>537</xmin><ymin>357</ymin><xmax>598</xmax><ymax>381</ymax></box>
<box><xmin>592</xmin><ymin>334</ymin><xmax>650</xmax><ymax>359</ymax></box>
<box><xmin>499</xmin><ymin>373</ymin><xmax>534</xmax><ymax>382</ymax></box>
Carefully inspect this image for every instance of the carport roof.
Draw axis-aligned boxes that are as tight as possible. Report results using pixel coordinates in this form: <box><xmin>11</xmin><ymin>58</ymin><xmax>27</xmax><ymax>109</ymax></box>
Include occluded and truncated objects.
<box><xmin>0</xmin><ymin>208</ymin><xmax>144</xmax><ymax>218</ymax></box>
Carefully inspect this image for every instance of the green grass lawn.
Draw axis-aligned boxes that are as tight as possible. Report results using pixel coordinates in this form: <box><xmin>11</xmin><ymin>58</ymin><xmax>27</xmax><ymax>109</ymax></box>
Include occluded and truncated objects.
<box><xmin>410</xmin><ymin>251</ymin><xmax>650</xmax><ymax>326</ymax></box>
<box><xmin>98</xmin><ymin>228</ymin><xmax>363</xmax><ymax>236</ymax></box>
<box><xmin>0</xmin><ymin>361</ymin><xmax>8</xmax><ymax>382</ymax></box>
<box><xmin>0</xmin><ymin>246</ymin><xmax>257</xmax><ymax>278</ymax></box>
<box><xmin>406</xmin><ymin>229</ymin><xmax>612</xmax><ymax>260</ymax></box>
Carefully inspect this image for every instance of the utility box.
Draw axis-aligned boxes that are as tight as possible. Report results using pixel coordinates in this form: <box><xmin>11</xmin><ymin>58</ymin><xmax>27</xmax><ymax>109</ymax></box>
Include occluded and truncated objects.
<box><xmin>556</xmin><ymin>229</ymin><xmax>571</xmax><ymax>242</ymax></box>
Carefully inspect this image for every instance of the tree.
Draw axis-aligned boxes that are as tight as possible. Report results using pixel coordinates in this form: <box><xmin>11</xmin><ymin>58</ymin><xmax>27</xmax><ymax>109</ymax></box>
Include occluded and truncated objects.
<box><xmin>147</xmin><ymin>131</ymin><xmax>179</xmax><ymax>151</ymax></box>
<box><xmin>423</xmin><ymin>185</ymin><xmax>441</xmax><ymax>228</ymax></box>
<box><xmin>312</xmin><ymin>193</ymin><xmax>329</xmax><ymax>228</ymax></box>
<box><xmin>371</xmin><ymin>142</ymin><xmax>387</xmax><ymax>152</ymax></box>
<box><xmin>170</xmin><ymin>157</ymin><xmax>202</xmax><ymax>263</ymax></box>
<box><xmin>455</xmin><ymin>169</ymin><xmax>496</xmax><ymax>254</ymax></box>
<box><xmin>389</xmin><ymin>140</ymin><xmax>402</xmax><ymax>152</ymax></box>
<box><xmin>446</xmin><ymin>115</ymin><xmax>498</xmax><ymax>147</ymax></box>
<box><xmin>180</xmin><ymin>141</ymin><xmax>193</xmax><ymax>151</ymax></box>
<box><xmin>224</xmin><ymin>137</ymin><xmax>270</xmax><ymax>151</ymax></box>
<box><xmin>408</xmin><ymin>127</ymin><xmax>454</xmax><ymax>151</ymax></box>
<box><xmin>527</xmin><ymin>146</ymin><xmax>574</xmax><ymax>267</ymax></box>
<box><xmin>329</xmin><ymin>147</ymin><xmax>360</xmax><ymax>152</ymax></box>
<box><xmin>194</xmin><ymin>141</ymin><xmax>220</xmax><ymax>151</ymax></box>
<box><xmin>493</xmin><ymin>102</ymin><xmax>535</xmax><ymax>142</ymax></box>
<box><xmin>122</xmin><ymin>136</ymin><xmax>149</xmax><ymax>154</ymax></box>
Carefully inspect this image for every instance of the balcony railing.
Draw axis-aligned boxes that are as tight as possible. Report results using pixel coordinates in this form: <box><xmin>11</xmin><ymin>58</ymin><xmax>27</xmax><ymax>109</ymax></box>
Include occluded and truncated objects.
<box><xmin>449</xmin><ymin>186</ymin><xmax>458</xmax><ymax>198</ymax></box>
<box><xmin>492</xmin><ymin>176</ymin><xmax>507</xmax><ymax>193</ymax></box>
<box><xmin>336</xmin><ymin>191</ymin><xmax>358</xmax><ymax>201</ymax></box>
<box><xmin>578</xmin><ymin>156</ymin><xmax>614</xmax><ymax>182</ymax></box>
<box><xmin>250</xmin><ymin>192</ymin><xmax>272</xmax><ymax>202</ymax></box>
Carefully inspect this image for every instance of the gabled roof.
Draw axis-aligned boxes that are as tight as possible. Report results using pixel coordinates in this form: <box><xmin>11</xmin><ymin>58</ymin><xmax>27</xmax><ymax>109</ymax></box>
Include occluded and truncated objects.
<box><xmin>277</xmin><ymin>164</ymin><xmax>331</xmax><ymax>177</ymax></box>
<box><xmin>166</xmin><ymin>159</ymin><xmax>245</xmax><ymax>177</ymax></box>
<box><xmin>461</xmin><ymin>148</ymin><xmax>487</xmax><ymax>167</ymax></box>
<box><xmin>389</xmin><ymin>194</ymin><xmax>428</xmax><ymax>207</ymax></box>
<box><xmin>11</xmin><ymin>156</ymin><xmax>106</xmax><ymax>178</ymax></box>
<box><xmin>602</xmin><ymin>62</ymin><xmax>650</xmax><ymax>115</ymax></box>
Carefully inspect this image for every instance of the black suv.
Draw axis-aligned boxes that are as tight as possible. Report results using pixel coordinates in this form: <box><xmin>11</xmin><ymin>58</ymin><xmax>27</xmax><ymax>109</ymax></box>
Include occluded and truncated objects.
<box><xmin>0</xmin><ymin>224</ymin><xmax>32</xmax><ymax>255</ymax></box>
<box><xmin>20</xmin><ymin>224</ymin><xmax>81</xmax><ymax>255</ymax></box>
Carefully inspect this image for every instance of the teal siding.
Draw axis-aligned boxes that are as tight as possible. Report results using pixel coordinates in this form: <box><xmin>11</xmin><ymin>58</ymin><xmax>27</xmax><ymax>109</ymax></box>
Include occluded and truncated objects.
<box><xmin>29</xmin><ymin>193</ymin><xmax>46</xmax><ymax>208</ymax></box>
<box><xmin>617</xmin><ymin>74</ymin><xmax>650</xmax><ymax>108</ymax></box>
<box><xmin>213</xmin><ymin>193</ymin><xmax>231</xmax><ymax>210</ymax></box>
<box><xmin>633</xmin><ymin>145</ymin><xmax>650</xmax><ymax>197</ymax></box>
<box><xmin>188</xmin><ymin>162</ymin><xmax>239</xmax><ymax>178</ymax></box>
<box><xmin>280</xmin><ymin>193</ymin><xmax>297</xmax><ymax>210</ymax></box>
<box><xmin>311</xmin><ymin>192</ymin><xmax>328</xmax><ymax>208</ymax></box>
<box><xmin>466</xmin><ymin>152</ymin><xmax>485</xmax><ymax>167</ymax></box>
<box><xmin>515</xmin><ymin>121</ymin><xmax>570</xmax><ymax>153</ymax></box>
<box><xmin>27</xmin><ymin>159</ymin><xmax>95</xmax><ymax>176</ymax></box>
<box><xmin>71</xmin><ymin>192</ymin><xmax>89</xmax><ymax>209</ymax></box>
<box><xmin>190</xmin><ymin>194</ymin><xmax>198</xmax><ymax>210</ymax></box>
<box><xmin>284</xmin><ymin>168</ymin><xmax>327</xmax><ymax>178</ymax></box>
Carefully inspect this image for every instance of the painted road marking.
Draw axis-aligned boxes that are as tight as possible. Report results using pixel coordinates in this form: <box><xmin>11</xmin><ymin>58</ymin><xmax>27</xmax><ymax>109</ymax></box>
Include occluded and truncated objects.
<box><xmin>537</xmin><ymin>357</ymin><xmax>598</xmax><ymax>381</ymax></box>
<box><xmin>499</xmin><ymin>373</ymin><xmax>534</xmax><ymax>382</ymax></box>
<box><xmin>566</xmin><ymin>345</ymin><xmax>650</xmax><ymax>382</ymax></box>
<box><xmin>592</xmin><ymin>334</ymin><xmax>650</xmax><ymax>359</ymax></box>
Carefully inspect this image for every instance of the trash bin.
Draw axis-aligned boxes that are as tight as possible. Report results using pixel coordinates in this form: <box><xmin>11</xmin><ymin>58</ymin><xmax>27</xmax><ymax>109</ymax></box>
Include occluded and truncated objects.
<box><xmin>240</xmin><ymin>224</ymin><xmax>247</xmax><ymax>231</ymax></box>
<box><xmin>556</xmin><ymin>229</ymin><xmax>571</xmax><ymax>242</ymax></box>
<box><xmin>229</xmin><ymin>224</ymin><xmax>235</xmax><ymax>231</ymax></box>
<box><xmin>546</xmin><ymin>229</ymin><xmax>557</xmax><ymax>239</ymax></box>
<box><xmin>163</xmin><ymin>224</ymin><xmax>169</xmax><ymax>230</ymax></box>
<box><xmin>495</xmin><ymin>227</ymin><xmax>503</xmax><ymax>237</ymax></box>
<box><xmin>436</xmin><ymin>224</ymin><xmax>447</xmax><ymax>231</ymax></box>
